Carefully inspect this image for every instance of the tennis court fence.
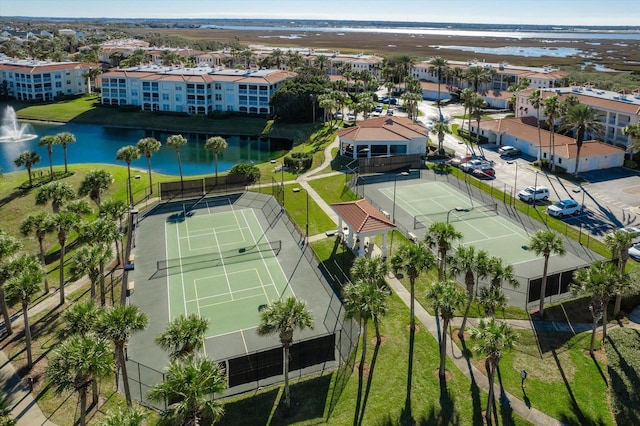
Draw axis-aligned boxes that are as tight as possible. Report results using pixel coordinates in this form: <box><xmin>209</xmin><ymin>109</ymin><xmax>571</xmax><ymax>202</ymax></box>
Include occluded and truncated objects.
<box><xmin>413</xmin><ymin>203</ymin><xmax>499</xmax><ymax>229</ymax></box>
<box><xmin>156</xmin><ymin>240</ymin><xmax>282</xmax><ymax>271</ymax></box>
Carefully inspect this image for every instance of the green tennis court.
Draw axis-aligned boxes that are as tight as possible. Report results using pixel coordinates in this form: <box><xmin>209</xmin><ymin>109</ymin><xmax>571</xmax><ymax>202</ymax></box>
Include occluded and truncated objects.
<box><xmin>381</xmin><ymin>181</ymin><xmax>539</xmax><ymax>264</ymax></box>
<box><xmin>163</xmin><ymin>205</ymin><xmax>295</xmax><ymax>340</ymax></box>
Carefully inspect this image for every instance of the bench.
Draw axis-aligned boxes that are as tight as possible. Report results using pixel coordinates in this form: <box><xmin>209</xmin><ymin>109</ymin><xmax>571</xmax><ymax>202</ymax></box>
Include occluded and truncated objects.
<box><xmin>408</xmin><ymin>232</ymin><xmax>418</xmax><ymax>243</ymax></box>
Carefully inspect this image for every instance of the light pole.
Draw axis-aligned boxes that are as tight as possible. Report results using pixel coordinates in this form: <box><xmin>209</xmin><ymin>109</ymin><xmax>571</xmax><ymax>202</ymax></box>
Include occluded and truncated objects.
<box><xmin>292</xmin><ymin>187</ymin><xmax>309</xmax><ymax>244</ymax></box>
<box><xmin>507</xmin><ymin>160</ymin><xmax>518</xmax><ymax>193</ymax></box>
<box><xmin>126</xmin><ymin>175</ymin><xmax>141</xmax><ymax>208</ymax></box>
<box><xmin>447</xmin><ymin>207</ymin><xmax>470</xmax><ymax>224</ymax></box>
<box><xmin>392</xmin><ymin>171</ymin><xmax>409</xmax><ymax>223</ymax></box>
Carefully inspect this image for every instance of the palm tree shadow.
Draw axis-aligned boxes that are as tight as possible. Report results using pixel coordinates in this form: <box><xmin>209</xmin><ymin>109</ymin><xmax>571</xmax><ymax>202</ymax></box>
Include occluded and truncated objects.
<box><xmin>496</xmin><ymin>366</ymin><xmax>516</xmax><ymax>426</ymax></box>
<box><xmin>552</xmin><ymin>349</ymin><xmax>589</xmax><ymax>424</ymax></box>
<box><xmin>326</xmin><ymin>343</ymin><xmax>356</xmax><ymax>419</ymax></box>
<box><xmin>357</xmin><ymin>338</ymin><xmax>381</xmax><ymax>426</ymax></box>
<box><xmin>400</xmin><ymin>326</ymin><xmax>416</xmax><ymax>426</ymax></box>
<box><xmin>460</xmin><ymin>338</ymin><xmax>484</xmax><ymax>425</ymax></box>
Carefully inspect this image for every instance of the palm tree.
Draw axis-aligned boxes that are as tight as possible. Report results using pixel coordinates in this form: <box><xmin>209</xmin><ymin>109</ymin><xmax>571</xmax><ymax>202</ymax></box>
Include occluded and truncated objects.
<box><xmin>604</xmin><ymin>230</ymin><xmax>634</xmax><ymax>316</ymax></box>
<box><xmin>449</xmin><ymin>245</ymin><xmax>490</xmax><ymax>338</ymax></box>
<box><xmin>428</xmin><ymin>56</ymin><xmax>449</xmax><ymax>119</ymax></box>
<box><xmin>256</xmin><ymin>297</ymin><xmax>313</xmax><ymax>409</ymax></box>
<box><xmin>136</xmin><ymin>137</ymin><xmax>161</xmax><ymax>195</ymax></box>
<box><xmin>35</xmin><ymin>181</ymin><xmax>75</xmax><ymax>213</ymax></box>
<box><xmin>46</xmin><ymin>335</ymin><xmax>113</xmax><ymax>426</ymax></box>
<box><xmin>99</xmin><ymin>198</ymin><xmax>128</xmax><ymax>265</ymax></box>
<box><xmin>572</xmin><ymin>262</ymin><xmax>620</xmax><ymax>354</ymax></box>
<box><xmin>350</xmin><ymin>256</ymin><xmax>388</xmax><ymax>289</ymax></box>
<box><xmin>204</xmin><ymin>136</ymin><xmax>228</xmax><ymax>181</ymax></box>
<box><xmin>622</xmin><ymin>123</ymin><xmax>640</xmax><ymax>153</ymax></box>
<box><xmin>560</xmin><ymin>104</ymin><xmax>604</xmax><ymax>177</ymax></box>
<box><xmin>81</xmin><ymin>216</ymin><xmax>120</xmax><ymax>268</ymax></box>
<box><xmin>13</xmin><ymin>150</ymin><xmax>41</xmax><ymax>187</ymax></box>
<box><xmin>470</xmin><ymin>318</ymin><xmax>518</xmax><ymax>425</ymax></box>
<box><xmin>464</xmin><ymin>66</ymin><xmax>494</xmax><ymax>93</ymax></box>
<box><xmin>487</xmin><ymin>256</ymin><xmax>519</xmax><ymax>290</ymax></box>
<box><xmin>156</xmin><ymin>313</ymin><xmax>210</xmax><ymax>360</ymax></box>
<box><xmin>459</xmin><ymin>88</ymin><xmax>475</xmax><ymax>147</ymax></box>
<box><xmin>20</xmin><ymin>212</ymin><xmax>54</xmax><ymax>293</ymax></box>
<box><xmin>424</xmin><ymin>222</ymin><xmax>463</xmax><ymax>281</ymax></box>
<box><xmin>78</xmin><ymin>169</ymin><xmax>114</xmax><ymax>207</ymax></box>
<box><xmin>166</xmin><ymin>135</ymin><xmax>188</xmax><ymax>192</ymax></box>
<box><xmin>97</xmin><ymin>304</ymin><xmax>148</xmax><ymax>407</ymax></box>
<box><xmin>529</xmin><ymin>230</ymin><xmax>566</xmax><ymax>317</ymax></box>
<box><xmin>71</xmin><ymin>244</ymin><xmax>111</xmax><ymax>303</ymax></box>
<box><xmin>0</xmin><ymin>394</ymin><xmax>16</xmax><ymax>426</ymax></box>
<box><xmin>116</xmin><ymin>146</ymin><xmax>141</xmax><ymax>206</ymax></box>
<box><xmin>314</xmin><ymin>54</ymin><xmax>329</xmax><ymax>73</ymax></box>
<box><xmin>543</xmin><ymin>96</ymin><xmax>561</xmax><ymax>171</ymax></box>
<box><xmin>51</xmin><ymin>211</ymin><xmax>80</xmax><ymax>305</ymax></box>
<box><xmin>269</xmin><ymin>48</ymin><xmax>284</xmax><ymax>69</ymax></box>
<box><xmin>5</xmin><ymin>254</ymin><xmax>42</xmax><ymax>369</ymax></box>
<box><xmin>54</xmin><ymin>132</ymin><xmax>76</xmax><ymax>174</ymax></box>
<box><xmin>390</xmin><ymin>243</ymin><xmax>435</xmax><ymax>332</ymax></box>
<box><xmin>99</xmin><ymin>406</ymin><xmax>146</xmax><ymax>426</ymax></box>
<box><xmin>0</xmin><ymin>230</ymin><xmax>22</xmax><ymax>336</ymax></box>
<box><xmin>528</xmin><ymin>89</ymin><xmax>543</xmax><ymax>161</ymax></box>
<box><xmin>478</xmin><ymin>286</ymin><xmax>508</xmax><ymax>318</ymax></box>
<box><xmin>431</xmin><ymin>122</ymin><xmax>452</xmax><ymax>153</ymax></box>
<box><xmin>148</xmin><ymin>357</ymin><xmax>226</xmax><ymax>425</ymax></box>
<box><xmin>400</xmin><ymin>91</ymin><xmax>422</xmax><ymax>121</ymax></box>
<box><xmin>425</xmin><ymin>280</ymin><xmax>466</xmax><ymax>380</ymax></box>
<box><xmin>39</xmin><ymin>135</ymin><xmax>57</xmax><ymax>181</ymax></box>
<box><xmin>470</xmin><ymin>94</ymin><xmax>488</xmax><ymax>155</ymax></box>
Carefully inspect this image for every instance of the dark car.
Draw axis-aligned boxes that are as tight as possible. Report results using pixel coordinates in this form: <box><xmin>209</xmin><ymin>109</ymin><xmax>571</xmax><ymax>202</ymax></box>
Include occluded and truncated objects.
<box><xmin>472</xmin><ymin>167</ymin><xmax>496</xmax><ymax>179</ymax></box>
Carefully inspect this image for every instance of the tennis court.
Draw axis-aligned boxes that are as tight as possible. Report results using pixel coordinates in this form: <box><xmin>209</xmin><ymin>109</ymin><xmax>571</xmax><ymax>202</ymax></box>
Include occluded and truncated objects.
<box><xmin>163</xmin><ymin>204</ymin><xmax>295</xmax><ymax>339</ymax></box>
<box><xmin>380</xmin><ymin>181</ymin><xmax>539</xmax><ymax>264</ymax></box>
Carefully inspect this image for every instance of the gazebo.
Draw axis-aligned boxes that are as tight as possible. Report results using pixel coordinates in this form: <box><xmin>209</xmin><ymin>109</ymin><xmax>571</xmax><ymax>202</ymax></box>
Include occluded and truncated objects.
<box><xmin>331</xmin><ymin>199</ymin><xmax>396</xmax><ymax>257</ymax></box>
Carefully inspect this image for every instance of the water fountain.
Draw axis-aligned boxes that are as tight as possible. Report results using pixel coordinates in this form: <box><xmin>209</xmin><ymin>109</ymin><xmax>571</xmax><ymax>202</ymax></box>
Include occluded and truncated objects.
<box><xmin>0</xmin><ymin>106</ymin><xmax>37</xmax><ymax>142</ymax></box>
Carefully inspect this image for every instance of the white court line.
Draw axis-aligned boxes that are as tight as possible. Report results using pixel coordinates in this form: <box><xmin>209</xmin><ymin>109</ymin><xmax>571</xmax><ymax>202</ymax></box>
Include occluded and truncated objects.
<box><xmin>198</xmin><ymin>291</ymin><xmax>267</xmax><ymax>309</ymax></box>
<box><xmin>164</xmin><ymin>222</ymin><xmax>172</xmax><ymax>320</ymax></box>
<box><xmin>205</xmin><ymin>325</ymin><xmax>258</xmax><ymax>341</ymax></box>
<box><xmin>174</xmin><ymin>222</ymin><xmax>188</xmax><ymax>316</ymax></box>
<box><xmin>211</xmin><ymin>222</ymin><xmax>235</xmax><ymax>300</ymax></box>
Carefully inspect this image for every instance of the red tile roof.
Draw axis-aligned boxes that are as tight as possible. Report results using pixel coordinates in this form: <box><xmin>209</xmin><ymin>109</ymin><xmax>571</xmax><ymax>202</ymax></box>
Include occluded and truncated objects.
<box><xmin>331</xmin><ymin>199</ymin><xmax>395</xmax><ymax>234</ymax></box>
<box><xmin>338</xmin><ymin>116</ymin><xmax>428</xmax><ymax>142</ymax></box>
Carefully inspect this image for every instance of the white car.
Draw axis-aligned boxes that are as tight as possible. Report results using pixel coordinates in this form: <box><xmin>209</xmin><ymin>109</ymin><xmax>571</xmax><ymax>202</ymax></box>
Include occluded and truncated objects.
<box><xmin>460</xmin><ymin>159</ymin><xmax>488</xmax><ymax>172</ymax></box>
<box><xmin>608</xmin><ymin>226</ymin><xmax>640</xmax><ymax>243</ymax></box>
<box><xmin>629</xmin><ymin>244</ymin><xmax>640</xmax><ymax>261</ymax></box>
<box><xmin>347</xmin><ymin>113</ymin><xmax>356</xmax><ymax>120</ymax></box>
<box><xmin>547</xmin><ymin>199</ymin><xmax>582</xmax><ymax>218</ymax></box>
<box><xmin>425</xmin><ymin>120</ymin><xmax>434</xmax><ymax>129</ymax></box>
<box><xmin>518</xmin><ymin>186</ymin><xmax>550</xmax><ymax>203</ymax></box>
<box><xmin>498</xmin><ymin>146</ymin><xmax>521</xmax><ymax>157</ymax></box>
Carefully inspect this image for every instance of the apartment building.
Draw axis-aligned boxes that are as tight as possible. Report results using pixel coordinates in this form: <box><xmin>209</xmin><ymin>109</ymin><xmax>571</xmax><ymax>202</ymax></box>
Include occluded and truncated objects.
<box><xmin>515</xmin><ymin>86</ymin><xmax>640</xmax><ymax>150</ymax></box>
<box><xmin>99</xmin><ymin>64</ymin><xmax>295</xmax><ymax>115</ymax></box>
<box><xmin>0</xmin><ymin>56</ymin><xmax>91</xmax><ymax>101</ymax></box>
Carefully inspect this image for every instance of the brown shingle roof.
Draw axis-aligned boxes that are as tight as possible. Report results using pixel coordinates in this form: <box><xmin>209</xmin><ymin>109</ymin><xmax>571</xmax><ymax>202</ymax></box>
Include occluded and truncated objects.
<box><xmin>331</xmin><ymin>199</ymin><xmax>395</xmax><ymax>234</ymax></box>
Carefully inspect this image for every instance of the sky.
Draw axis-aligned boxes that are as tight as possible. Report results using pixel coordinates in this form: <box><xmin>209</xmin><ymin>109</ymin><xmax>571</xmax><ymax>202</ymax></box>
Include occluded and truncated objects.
<box><xmin>1</xmin><ymin>0</ymin><xmax>639</xmax><ymax>27</ymax></box>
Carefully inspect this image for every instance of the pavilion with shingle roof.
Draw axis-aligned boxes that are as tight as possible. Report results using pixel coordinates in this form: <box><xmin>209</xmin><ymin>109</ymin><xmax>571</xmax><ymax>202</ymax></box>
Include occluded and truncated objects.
<box><xmin>331</xmin><ymin>199</ymin><xmax>396</xmax><ymax>257</ymax></box>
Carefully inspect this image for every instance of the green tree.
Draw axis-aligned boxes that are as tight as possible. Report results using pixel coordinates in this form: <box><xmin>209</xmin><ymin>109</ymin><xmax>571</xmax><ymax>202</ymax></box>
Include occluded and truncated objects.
<box><xmin>604</xmin><ymin>230</ymin><xmax>634</xmax><ymax>316</ymax></box>
<box><xmin>424</xmin><ymin>222</ymin><xmax>463</xmax><ymax>281</ymax></box>
<box><xmin>229</xmin><ymin>162</ymin><xmax>260</xmax><ymax>185</ymax></box>
<box><xmin>46</xmin><ymin>335</ymin><xmax>113</xmax><ymax>426</ymax></box>
<box><xmin>20</xmin><ymin>212</ymin><xmax>54</xmax><ymax>293</ymax></box>
<box><xmin>390</xmin><ymin>243</ymin><xmax>436</xmax><ymax>332</ymax></box>
<box><xmin>470</xmin><ymin>94</ymin><xmax>488</xmax><ymax>154</ymax></box>
<box><xmin>54</xmin><ymin>132</ymin><xmax>76</xmax><ymax>174</ymax></box>
<box><xmin>425</xmin><ymin>280</ymin><xmax>466</xmax><ymax>379</ymax></box>
<box><xmin>78</xmin><ymin>169</ymin><xmax>113</xmax><ymax>207</ymax></box>
<box><xmin>543</xmin><ymin>95</ymin><xmax>562</xmax><ymax>171</ymax></box>
<box><xmin>205</xmin><ymin>136</ymin><xmax>229</xmax><ymax>181</ymax></box>
<box><xmin>5</xmin><ymin>254</ymin><xmax>42</xmax><ymax>369</ymax></box>
<box><xmin>448</xmin><ymin>245</ymin><xmax>490</xmax><ymax>338</ymax></box>
<box><xmin>529</xmin><ymin>230</ymin><xmax>566</xmax><ymax>317</ymax></box>
<box><xmin>430</xmin><ymin>122</ymin><xmax>452</xmax><ymax>153</ymax></box>
<box><xmin>51</xmin><ymin>211</ymin><xmax>80</xmax><ymax>305</ymax></box>
<box><xmin>256</xmin><ymin>297</ymin><xmax>313</xmax><ymax>409</ymax></box>
<box><xmin>572</xmin><ymin>261</ymin><xmax>620</xmax><ymax>354</ymax></box>
<box><xmin>39</xmin><ymin>135</ymin><xmax>57</xmax><ymax>181</ymax></box>
<box><xmin>71</xmin><ymin>244</ymin><xmax>111</xmax><ymax>303</ymax></box>
<box><xmin>469</xmin><ymin>318</ymin><xmax>518</xmax><ymax>425</ymax></box>
<box><xmin>13</xmin><ymin>150</ymin><xmax>41</xmax><ymax>187</ymax></box>
<box><xmin>464</xmin><ymin>66</ymin><xmax>495</xmax><ymax>93</ymax></box>
<box><xmin>116</xmin><ymin>145</ymin><xmax>141</xmax><ymax>206</ymax></box>
<box><xmin>136</xmin><ymin>137</ymin><xmax>161</xmax><ymax>195</ymax></box>
<box><xmin>0</xmin><ymin>394</ymin><xmax>16</xmax><ymax>426</ymax></box>
<box><xmin>0</xmin><ymin>230</ymin><xmax>22</xmax><ymax>336</ymax></box>
<box><xmin>560</xmin><ymin>104</ymin><xmax>605</xmax><ymax>176</ymax></box>
<box><xmin>459</xmin><ymin>88</ymin><xmax>475</xmax><ymax>148</ymax></box>
<box><xmin>528</xmin><ymin>89</ymin><xmax>543</xmax><ymax>161</ymax></box>
<box><xmin>148</xmin><ymin>357</ymin><xmax>226</xmax><ymax>425</ymax></box>
<box><xmin>622</xmin><ymin>123</ymin><xmax>640</xmax><ymax>153</ymax></box>
<box><xmin>35</xmin><ymin>181</ymin><xmax>75</xmax><ymax>213</ymax></box>
<box><xmin>342</xmin><ymin>281</ymin><xmax>388</xmax><ymax>425</ymax></box>
<box><xmin>166</xmin><ymin>134</ymin><xmax>188</xmax><ymax>192</ymax></box>
<box><xmin>156</xmin><ymin>313</ymin><xmax>210</xmax><ymax>361</ymax></box>
<box><xmin>478</xmin><ymin>286</ymin><xmax>508</xmax><ymax>318</ymax></box>
<box><xmin>99</xmin><ymin>406</ymin><xmax>146</xmax><ymax>426</ymax></box>
<box><xmin>487</xmin><ymin>256</ymin><xmax>519</xmax><ymax>290</ymax></box>
<box><xmin>428</xmin><ymin>56</ymin><xmax>449</xmax><ymax>117</ymax></box>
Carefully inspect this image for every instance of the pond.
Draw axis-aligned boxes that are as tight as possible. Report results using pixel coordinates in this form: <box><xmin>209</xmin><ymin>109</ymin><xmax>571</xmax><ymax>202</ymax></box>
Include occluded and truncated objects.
<box><xmin>0</xmin><ymin>120</ymin><xmax>292</xmax><ymax>176</ymax></box>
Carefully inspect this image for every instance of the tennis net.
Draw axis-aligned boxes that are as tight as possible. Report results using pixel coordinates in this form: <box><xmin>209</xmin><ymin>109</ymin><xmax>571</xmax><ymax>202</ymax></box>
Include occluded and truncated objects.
<box><xmin>157</xmin><ymin>240</ymin><xmax>282</xmax><ymax>271</ymax></box>
<box><xmin>413</xmin><ymin>203</ymin><xmax>498</xmax><ymax>229</ymax></box>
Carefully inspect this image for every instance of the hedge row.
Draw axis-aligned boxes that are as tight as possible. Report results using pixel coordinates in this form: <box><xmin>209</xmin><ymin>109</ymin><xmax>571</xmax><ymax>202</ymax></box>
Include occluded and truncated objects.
<box><xmin>605</xmin><ymin>328</ymin><xmax>640</xmax><ymax>425</ymax></box>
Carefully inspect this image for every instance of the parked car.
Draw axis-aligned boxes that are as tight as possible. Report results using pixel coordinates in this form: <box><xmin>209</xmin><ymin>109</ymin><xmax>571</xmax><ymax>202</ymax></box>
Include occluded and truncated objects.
<box><xmin>629</xmin><ymin>243</ymin><xmax>640</xmax><ymax>261</ymax></box>
<box><xmin>386</xmin><ymin>108</ymin><xmax>394</xmax><ymax>116</ymax></box>
<box><xmin>607</xmin><ymin>226</ymin><xmax>640</xmax><ymax>243</ymax></box>
<box><xmin>547</xmin><ymin>199</ymin><xmax>582</xmax><ymax>218</ymax></box>
<box><xmin>335</xmin><ymin>112</ymin><xmax>343</xmax><ymax>120</ymax></box>
<box><xmin>460</xmin><ymin>159</ymin><xmax>488</xmax><ymax>173</ymax></box>
<box><xmin>472</xmin><ymin>167</ymin><xmax>495</xmax><ymax>179</ymax></box>
<box><xmin>389</xmin><ymin>98</ymin><xmax>398</xmax><ymax>105</ymax></box>
<box><xmin>498</xmin><ymin>146</ymin><xmax>521</xmax><ymax>157</ymax></box>
<box><xmin>448</xmin><ymin>154</ymin><xmax>474</xmax><ymax>168</ymax></box>
<box><xmin>375</xmin><ymin>104</ymin><xmax>383</xmax><ymax>113</ymax></box>
<box><xmin>518</xmin><ymin>186</ymin><xmax>550</xmax><ymax>203</ymax></box>
<box><xmin>347</xmin><ymin>112</ymin><xmax>356</xmax><ymax>120</ymax></box>
<box><xmin>425</xmin><ymin>120</ymin><xmax>434</xmax><ymax>129</ymax></box>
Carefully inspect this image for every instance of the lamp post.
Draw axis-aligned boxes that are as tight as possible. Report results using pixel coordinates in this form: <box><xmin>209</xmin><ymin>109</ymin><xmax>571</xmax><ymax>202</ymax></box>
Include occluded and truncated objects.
<box><xmin>126</xmin><ymin>175</ymin><xmax>141</xmax><ymax>208</ymax></box>
<box><xmin>507</xmin><ymin>160</ymin><xmax>518</xmax><ymax>194</ymax></box>
<box><xmin>447</xmin><ymin>207</ymin><xmax>470</xmax><ymax>224</ymax></box>
<box><xmin>292</xmin><ymin>187</ymin><xmax>309</xmax><ymax>244</ymax></box>
<box><xmin>392</xmin><ymin>171</ymin><xmax>409</xmax><ymax>223</ymax></box>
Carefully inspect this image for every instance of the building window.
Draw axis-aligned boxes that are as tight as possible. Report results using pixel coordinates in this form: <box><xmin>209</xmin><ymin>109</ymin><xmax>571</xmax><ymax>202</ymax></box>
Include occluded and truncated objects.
<box><xmin>215</xmin><ymin>83</ymin><xmax>222</xmax><ymax>90</ymax></box>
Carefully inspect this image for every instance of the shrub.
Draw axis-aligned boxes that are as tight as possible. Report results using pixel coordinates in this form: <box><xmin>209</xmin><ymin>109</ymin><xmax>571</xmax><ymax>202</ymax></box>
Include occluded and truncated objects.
<box><xmin>284</xmin><ymin>152</ymin><xmax>313</xmax><ymax>172</ymax></box>
<box><xmin>605</xmin><ymin>328</ymin><xmax>640</xmax><ymax>425</ymax></box>
<box><xmin>229</xmin><ymin>162</ymin><xmax>260</xmax><ymax>185</ymax></box>
<box><xmin>624</xmin><ymin>159</ymin><xmax>638</xmax><ymax>169</ymax></box>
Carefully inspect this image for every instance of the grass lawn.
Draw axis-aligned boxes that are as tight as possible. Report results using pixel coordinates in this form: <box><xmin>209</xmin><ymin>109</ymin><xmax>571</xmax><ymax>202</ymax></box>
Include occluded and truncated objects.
<box><xmin>282</xmin><ymin>184</ymin><xmax>336</xmax><ymax>237</ymax></box>
<box><xmin>307</xmin><ymin>173</ymin><xmax>358</xmax><ymax>205</ymax></box>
